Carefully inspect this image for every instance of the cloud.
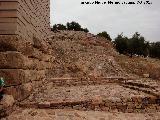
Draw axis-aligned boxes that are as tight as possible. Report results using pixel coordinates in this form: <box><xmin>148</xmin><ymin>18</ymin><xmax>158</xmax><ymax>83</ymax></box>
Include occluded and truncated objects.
<box><xmin>50</xmin><ymin>0</ymin><xmax>160</xmax><ymax>42</ymax></box>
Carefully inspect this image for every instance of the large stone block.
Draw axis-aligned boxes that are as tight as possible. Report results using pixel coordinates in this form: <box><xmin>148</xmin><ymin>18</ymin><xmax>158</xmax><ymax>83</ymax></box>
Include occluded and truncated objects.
<box><xmin>33</xmin><ymin>37</ymin><xmax>52</xmax><ymax>54</ymax></box>
<box><xmin>5</xmin><ymin>83</ymin><xmax>33</xmax><ymax>101</ymax></box>
<box><xmin>0</xmin><ymin>35</ymin><xmax>33</xmax><ymax>52</ymax></box>
<box><xmin>0</xmin><ymin>10</ymin><xmax>17</xmax><ymax>18</ymax></box>
<box><xmin>0</xmin><ymin>51</ymin><xmax>30</xmax><ymax>69</ymax></box>
<box><xmin>0</xmin><ymin>36</ymin><xmax>53</xmax><ymax>62</ymax></box>
<box><xmin>0</xmin><ymin>95</ymin><xmax>15</xmax><ymax>108</ymax></box>
<box><xmin>0</xmin><ymin>51</ymin><xmax>52</xmax><ymax>70</ymax></box>
<box><xmin>0</xmin><ymin>69</ymin><xmax>45</xmax><ymax>86</ymax></box>
<box><xmin>0</xmin><ymin>23</ymin><xmax>17</xmax><ymax>31</ymax></box>
<box><xmin>0</xmin><ymin>30</ymin><xmax>16</xmax><ymax>35</ymax></box>
<box><xmin>0</xmin><ymin>1</ymin><xmax>17</xmax><ymax>10</ymax></box>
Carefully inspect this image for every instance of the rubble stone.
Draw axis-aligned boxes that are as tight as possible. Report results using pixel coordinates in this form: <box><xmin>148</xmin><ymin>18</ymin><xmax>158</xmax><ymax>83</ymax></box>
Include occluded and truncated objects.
<box><xmin>0</xmin><ymin>69</ymin><xmax>45</xmax><ymax>86</ymax></box>
<box><xmin>0</xmin><ymin>95</ymin><xmax>15</xmax><ymax>108</ymax></box>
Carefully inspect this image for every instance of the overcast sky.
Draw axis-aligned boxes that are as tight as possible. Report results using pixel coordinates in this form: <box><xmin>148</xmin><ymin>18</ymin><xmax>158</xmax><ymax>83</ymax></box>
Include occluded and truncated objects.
<box><xmin>50</xmin><ymin>0</ymin><xmax>160</xmax><ymax>42</ymax></box>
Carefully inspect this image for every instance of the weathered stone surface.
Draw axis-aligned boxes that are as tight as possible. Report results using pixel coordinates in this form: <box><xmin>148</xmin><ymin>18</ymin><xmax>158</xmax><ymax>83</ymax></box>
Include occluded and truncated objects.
<box><xmin>143</xmin><ymin>74</ymin><xmax>150</xmax><ymax>78</ymax></box>
<box><xmin>6</xmin><ymin>108</ymin><xmax>160</xmax><ymax>120</ymax></box>
<box><xmin>0</xmin><ymin>35</ymin><xmax>33</xmax><ymax>52</ymax></box>
<box><xmin>22</xmin><ymin>83</ymin><xmax>33</xmax><ymax>95</ymax></box>
<box><xmin>4</xmin><ymin>40</ymin><xmax>51</xmax><ymax>62</ymax></box>
<box><xmin>0</xmin><ymin>0</ymin><xmax>50</xmax><ymax>41</ymax></box>
<box><xmin>0</xmin><ymin>51</ymin><xmax>30</xmax><ymax>69</ymax></box>
<box><xmin>0</xmin><ymin>51</ymin><xmax>53</xmax><ymax>70</ymax></box>
<box><xmin>0</xmin><ymin>95</ymin><xmax>15</xmax><ymax>108</ymax></box>
<box><xmin>0</xmin><ymin>10</ymin><xmax>17</xmax><ymax>18</ymax></box>
<box><xmin>38</xmin><ymin>102</ymin><xmax>50</xmax><ymax>108</ymax></box>
<box><xmin>23</xmin><ymin>47</ymin><xmax>53</xmax><ymax>61</ymax></box>
<box><xmin>0</xmin><ymin>69</ymin><xmax>45</xmax><ymax>86</ymax></box>
<box><xmin>0</xmin><ymin>1</ymin><xmax>18</xmax><ymax>10</ymax></box>
<box><xmin>0</xmin><ymin>18</ymin><xmax>17</xmax><ymax>23</ymax></box>
<box><xmin>33</xmin><ymin>37</ymin><xmax>52</xmax><ymax>54</ymax></box>
<box><xmin>149</xmin><ymin>68</ymin><xmax>160</xmax><ymax>80</ymax></box>
<box><xmin>5</xmin><ymin>83</ymin><xmax>33</xmax><ymax>101</ymax></box>
<box><xmin>20</xmin><ymin>80</ymin><xmax>160</xmax><ymax>112</ymax></box>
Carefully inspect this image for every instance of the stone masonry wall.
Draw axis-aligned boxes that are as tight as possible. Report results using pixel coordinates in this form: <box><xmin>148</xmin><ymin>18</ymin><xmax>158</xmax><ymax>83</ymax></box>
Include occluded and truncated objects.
<box><xmin>0</xmin><ymin>0</ymin><xmax>52</xmax><ymax>102</ymax></box>
<box><xmin>0</xmin><ymin>37</ymin><xmax>54</xmax><ymax>101</ymax></box>
<box><xmin>0</xmin><ymin>0</ymin><xmax>50</xmax><ymax>41</ymax></box>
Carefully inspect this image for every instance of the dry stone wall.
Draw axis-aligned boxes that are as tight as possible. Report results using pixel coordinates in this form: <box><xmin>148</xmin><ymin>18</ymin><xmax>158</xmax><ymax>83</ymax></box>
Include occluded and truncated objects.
<box><xmin>0</xmin><ymin>0</ymin><xmax>52</xmax><ymax>102</ymax></box>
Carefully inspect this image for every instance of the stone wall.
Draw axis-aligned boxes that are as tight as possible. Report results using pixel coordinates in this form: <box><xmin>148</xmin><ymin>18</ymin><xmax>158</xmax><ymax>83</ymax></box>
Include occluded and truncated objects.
<box><xmin>0</xmin><ymin>0</ymin><xmax>52</xmax><ymax>101</ymax></box>
<box><xmin>0</xmin><ymin>0</ymin><xmax>50</xmax><ymax>41</ymax></box>
<box><xmin>0</xmin><ymin>37</ymin><xmax>54</xmax><ymax>101</ymax></box>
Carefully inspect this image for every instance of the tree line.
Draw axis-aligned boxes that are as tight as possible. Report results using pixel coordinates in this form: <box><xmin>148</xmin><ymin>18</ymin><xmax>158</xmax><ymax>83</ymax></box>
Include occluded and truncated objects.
<box><xmin>51</xmin><ymin>21</ymin><xmax>160</xmax><ymax>59</ymax></box>
<box><xmin>114</xmin><ymin>32</ymin><xmax>160</xmax><ymax>59</ymax></box>
<box><xmin>51</xmin><ymin>21</ymin><xmax>89</xmax><ymax>33</ymax></box>
<box><xmin>51</xmin><ymin>21</ymin><xmax>112</xmax><ymax>41</ymax></box>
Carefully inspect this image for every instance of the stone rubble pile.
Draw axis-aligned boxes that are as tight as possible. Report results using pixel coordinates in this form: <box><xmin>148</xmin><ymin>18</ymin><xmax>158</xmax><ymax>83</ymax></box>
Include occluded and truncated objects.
<box><xmin>47</xmin><ymin>31</ymin><xmax>127</xmax><ymax>79</ymax></box>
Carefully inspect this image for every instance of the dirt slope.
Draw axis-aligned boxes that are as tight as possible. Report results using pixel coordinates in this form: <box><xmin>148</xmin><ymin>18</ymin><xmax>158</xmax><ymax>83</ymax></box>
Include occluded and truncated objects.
<box><xmin>115</xmin><ymin>55</ymin><xmax>160</xmax><ymax>80</ymax></box>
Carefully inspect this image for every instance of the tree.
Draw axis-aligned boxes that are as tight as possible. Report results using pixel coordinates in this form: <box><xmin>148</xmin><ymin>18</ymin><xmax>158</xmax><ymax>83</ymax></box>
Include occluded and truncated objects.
<box><xmin>114</xmin><ymin>32</ymin><xmax>149</xmax><ymax>57</ymax></box>
<box><xmin>143</xmin><ymin>42</ymin><xmax>150</xmax><ymax>57</ymax></box>
<box><xmin>52</xmin><ymin>21</ymin><xmax>89</xmax><ymax>33</ymax></box>
<box><xmin>52</xmin><ymin>24</ymin><xmax>66</xmax><ymax>31</ymax></box>
<box><xmin>82</xmin><ymin>28</ymin><xmax>89</xmax><ymax>33</ymax></box>
<box><xmin>66</xmin><ymin>21</ymin><xmax>82</xmax><ymax>31</ymax></box>
<box><xmin>66</xmin><ymin>21</ymin><xmax>89</xmax><ymax>33</ymax></box>
<box><xmin>149</xmin><ymin>42</ymin><xmax>160</xmax><ymax>58</ymax></box>
<box><xmin>129</xmin><ymin>32</ymin><xmax>149</xmax><ymax>57</ymax></box>
<box><xmin>114</xmin><ymin>33</ymin><xmax>128</xmax><ymax>54</ymax></box>
<box><xmin>97</xmin><ymin>31</ymin><xmax>112</xmax><ymax>41</ymax></box>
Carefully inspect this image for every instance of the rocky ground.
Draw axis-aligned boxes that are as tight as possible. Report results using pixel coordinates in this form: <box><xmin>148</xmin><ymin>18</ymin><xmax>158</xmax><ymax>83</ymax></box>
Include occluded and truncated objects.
<box><xmin>6</xmin><ymin>77</ymin><xmax>160</xmax><ymax>120</ymax></box>
<box><xmin>6</xmin><ymin>108</ymin><xmax>160</xmax><ymax>120</ymax></box>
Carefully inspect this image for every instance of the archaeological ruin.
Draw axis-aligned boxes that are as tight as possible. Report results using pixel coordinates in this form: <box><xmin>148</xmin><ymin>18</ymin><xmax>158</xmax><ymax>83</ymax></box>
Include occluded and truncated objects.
<box><xmin>0</xmin><ymin>0</ymin><xmax>160</xmax><ymax>119</ymax></box>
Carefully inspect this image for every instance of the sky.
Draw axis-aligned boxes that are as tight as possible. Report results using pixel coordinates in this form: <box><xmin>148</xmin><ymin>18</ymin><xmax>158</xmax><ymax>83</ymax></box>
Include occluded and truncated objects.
<box><xmin>50</xmin><ymin>0</ymin><xmax>160</xmax><ymax>42</ymax></box>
